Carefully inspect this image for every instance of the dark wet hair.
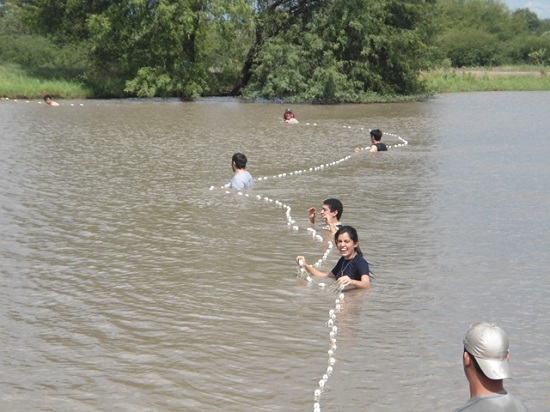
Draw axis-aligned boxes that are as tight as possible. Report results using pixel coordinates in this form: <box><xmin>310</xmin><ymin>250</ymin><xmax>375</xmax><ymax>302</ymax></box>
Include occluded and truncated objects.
<box><xmin>43</xmin><ymin>95</ymin><xmax>53</xmax><ymax>101</ymax></box>
<box><xmin>232</xmin><ymin>152</ymin><xmax>247</xmax><ymax>169</ymax></box>
<box><xmin>370</xmin><ymin>129</ymin><xmax>383</xmax><ymax>141</ymax></box>
<box><xmin>323</xmin><ymin>198</ymin><xmax>343</xmax><ymax>220</ymax></box>
<box><xmin>334</xmin><ymin>226</ymin><xmax>363</xmax><ymax>257</ymax></box>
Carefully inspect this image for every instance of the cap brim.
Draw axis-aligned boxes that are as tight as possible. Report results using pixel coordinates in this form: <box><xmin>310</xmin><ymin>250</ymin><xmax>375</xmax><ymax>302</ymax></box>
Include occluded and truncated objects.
<box><xmin>476</xmin><ymin>357</ymin><xmax>511</xmax><ymax>380</ymax></box>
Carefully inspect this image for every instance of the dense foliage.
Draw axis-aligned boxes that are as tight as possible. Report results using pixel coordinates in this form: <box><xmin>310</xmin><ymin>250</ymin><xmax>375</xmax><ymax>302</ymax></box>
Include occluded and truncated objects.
<box><xmin>438</xmin><ymin>0</ymin><xmax>550</xmax><ymax>67</ymax></box>
<box><xmin>239</xmin><ymin>0</ymin><xmax>440</xmax><ymax>102</ymax></box>
<box><xmin>1</xmin><ymin>0</ymin><xmax>549</xmax><ymax>100</ymax></box>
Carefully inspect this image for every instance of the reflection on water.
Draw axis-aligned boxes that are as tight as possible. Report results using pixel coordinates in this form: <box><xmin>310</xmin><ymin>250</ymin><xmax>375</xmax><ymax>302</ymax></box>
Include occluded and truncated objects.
<box><xmin>0</xmin><ymin>93</ymin><xmax>549</xmax><ymax>411</ymax></box>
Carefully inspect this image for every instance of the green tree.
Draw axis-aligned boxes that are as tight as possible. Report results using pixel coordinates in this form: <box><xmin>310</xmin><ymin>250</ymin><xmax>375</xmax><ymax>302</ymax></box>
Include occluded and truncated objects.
<box><xmin>512</xmin><ymin>8</ymin><xmax>541</xmax><ymax>34</ymax></box>
<box><xmin>440</xmin><ymin>27</ymin><xmax>504</xmax><ymax>66</ymax></box>
<box><xmin>8</xmin><ymin>0</ymin><xmax>255</xmax><ymax>98</ymax></box>
<box><xmin>85</xmin><ymin>1</ymin><xmax>203</xmax><ymax>97</ymax></box>
<box><xmin>435</xmin><ymin>0</ymin><xmax>546</xmax><ymax>67</ymax></box>
<box><xmin>237</xmin><ymin>0</ymin><xmax>440</xmax><ymax>102</ymax></box>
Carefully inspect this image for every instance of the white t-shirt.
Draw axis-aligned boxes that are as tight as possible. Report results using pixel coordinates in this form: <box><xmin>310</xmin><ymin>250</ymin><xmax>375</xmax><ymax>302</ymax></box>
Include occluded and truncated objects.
<box><xmin>229</xmin><ymin>171</ymin><xmax>253</xmax><ymax>189</ymax></box>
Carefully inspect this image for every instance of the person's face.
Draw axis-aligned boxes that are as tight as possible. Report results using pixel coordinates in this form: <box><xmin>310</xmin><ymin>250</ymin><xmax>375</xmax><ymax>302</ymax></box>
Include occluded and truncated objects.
<box><xmin>320</xmin><ymin>204</ymin><xmax>337</xmax><ymax>222</ymax></box>
<box><xmin>284</xmin><ymin>112</ymin><xmax>291</xmax><ymax>119</ymax></box>
<box><xmin>336</xmin><ymin>232</ymin><xmax>358</xmax><ymax>259</ymax></box>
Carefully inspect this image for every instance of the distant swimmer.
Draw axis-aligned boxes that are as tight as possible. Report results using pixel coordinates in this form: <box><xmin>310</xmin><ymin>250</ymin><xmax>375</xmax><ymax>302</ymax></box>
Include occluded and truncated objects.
<box><xmin>43</xmin><ymin>95</ymin><xmax>60</xmax><ymax>106</ymax></box>
<box><xmin>296</xmin><ymin>226</ymin><xmax>371</xmax><ymax>289</ymax></box>
<box><xmin>354</xmin><ymin>129</ymin><xmax>387</xmax><ymax>152</ymax></box>
<box><xmin>283</xmin><ymin>108</ymin><xmax>299</xmax><ymax>124</ymax></box>
<box><xmin>228</xmin><ymin>152</ymin><xmax>253</xmax><ymax>189</ymax></box>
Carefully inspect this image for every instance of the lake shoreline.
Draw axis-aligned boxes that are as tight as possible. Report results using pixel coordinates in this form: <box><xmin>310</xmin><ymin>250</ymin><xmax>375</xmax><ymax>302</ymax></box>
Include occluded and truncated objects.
<box><xmin>1</xmin><ymin>64</ymin><xmax>549</xmax><ymax>100</ymax></box>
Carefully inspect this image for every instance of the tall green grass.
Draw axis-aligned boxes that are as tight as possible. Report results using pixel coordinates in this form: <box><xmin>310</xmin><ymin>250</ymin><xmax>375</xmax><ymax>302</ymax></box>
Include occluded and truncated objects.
<box><xmin>423</xmin><ymin>68</ymin><xmax>550</xmax><ymax>93</ymax></box>
<box><xmin>2</xmin><ymin>63</ymin><xmax>550</xmax><ymax>99</ymax></box>
<box><xmin>0</xmin><ymin>64</ymin><xmax>90</xmax><ymax>99</ymax></box>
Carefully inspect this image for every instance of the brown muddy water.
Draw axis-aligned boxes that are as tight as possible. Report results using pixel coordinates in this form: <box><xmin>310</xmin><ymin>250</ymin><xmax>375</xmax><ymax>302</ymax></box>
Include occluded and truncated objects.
<box><xmin>1</xmin><ymin>92</ymin><xmax>549</xmax><ymax>411</ymax></box>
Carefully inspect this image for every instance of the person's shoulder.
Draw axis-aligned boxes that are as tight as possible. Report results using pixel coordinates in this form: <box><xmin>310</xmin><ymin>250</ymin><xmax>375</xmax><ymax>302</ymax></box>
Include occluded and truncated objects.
<box><xmin>356</xmin><ymin>255</ymin><xmax>369</xmax><ymax>268</ymax></box>
<box><xmin>506</xmin><ymin>393</ymin><xmax>528</xmax><ymax>411</ymax></box>
<box><xmin>453</xmin><ymin>392</ymin><xmax>528</xmax><ymax>412</ymax></box>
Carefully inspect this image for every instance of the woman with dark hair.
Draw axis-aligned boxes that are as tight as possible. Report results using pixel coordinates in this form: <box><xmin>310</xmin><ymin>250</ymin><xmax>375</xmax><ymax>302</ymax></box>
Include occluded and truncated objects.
<box><xmin>296</xmin><ymin>226</ymin><xmax>371</xmax><ymax>289</ymax></box>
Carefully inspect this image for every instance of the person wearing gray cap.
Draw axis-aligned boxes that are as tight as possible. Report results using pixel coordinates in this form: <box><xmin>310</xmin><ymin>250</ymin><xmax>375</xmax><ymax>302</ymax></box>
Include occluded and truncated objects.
<box><xmin>454</xmin><ymin>322</ymin><xmax>528</xmax><ymax>412</ymax></box>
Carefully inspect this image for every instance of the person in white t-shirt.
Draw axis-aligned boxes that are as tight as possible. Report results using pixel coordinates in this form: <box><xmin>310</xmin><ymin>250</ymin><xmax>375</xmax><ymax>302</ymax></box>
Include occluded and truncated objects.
<box><xmin>228</xmin><ymin>152</ymin><xmax>253</xmax><ymax>190</ymax></box>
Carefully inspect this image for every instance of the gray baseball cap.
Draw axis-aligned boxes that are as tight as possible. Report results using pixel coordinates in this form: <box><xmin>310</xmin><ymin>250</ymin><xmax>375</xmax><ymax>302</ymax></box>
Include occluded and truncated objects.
<box><xmin>463</xmin><ymin>321</ymin><xmax>511</xmax><ymax>380</ymax></box>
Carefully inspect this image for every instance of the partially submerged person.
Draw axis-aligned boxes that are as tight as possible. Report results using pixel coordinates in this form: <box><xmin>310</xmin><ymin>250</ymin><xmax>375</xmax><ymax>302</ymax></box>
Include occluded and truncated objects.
<box><xmin>369</xmin><ymin>129</ymin><xmax>387</xmax><ymax>152</ymax></box>
<box><xmin>43</xmin><ymin>95</ymin><xmax>60</xmax><ymax>106</ymax></box>
<box><xmin>296</xmin><ymin>226</ymin><xmax>371</xmax><ymax>289</ymax></box>
<box><xmin>454</xmin><ymin>322</ymin><xmax>528</xmax><ymax>412</ymax></box>
<box><xmin>354</xmin><ymin>129</ymin><xmax>387</xmax><ymax>152</ymax></box>
<box><xmin>228</xmin><ymin>152</ymin><xmax>253</xmax><ymax>189</ymax></box>
<box><xmin>283</xmin><ymin>108</ymin><xmax>299</xmax><ymax>124</ymax></box>
<box><xmin>308</xmin><ymin>198</ymin><xmax>343</xmax><ymax>235</ymax></box>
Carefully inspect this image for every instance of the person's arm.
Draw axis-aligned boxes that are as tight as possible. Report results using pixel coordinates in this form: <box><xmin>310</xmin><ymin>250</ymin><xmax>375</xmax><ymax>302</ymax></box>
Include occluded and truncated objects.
<box><xmin>296</xmin><ymin>256</ymin><xmax>333</xmax><ymax>278</ymax></box>
<box><xmin>337</xmin><ymin>274</ymin><xmax>370</xmax><ymax>289</ymax></box>
<box><xmin>369</xmin><ymin>144</ymin><xmax>378</xmax><ymax>153</ymax></box>
<box><xmin>337</xmin><ymin>258</ymin><xmax>371</xmax><ymax>289</ymax></box>
<box><xmin>308</xmin><ymin>207</ymin><xmax>317</xmax><ymax>224</ymax></box>
<box><xmin>324</xmin><ymin>214</ymin><xmax>340</xmax><ymax>235</ymax></box>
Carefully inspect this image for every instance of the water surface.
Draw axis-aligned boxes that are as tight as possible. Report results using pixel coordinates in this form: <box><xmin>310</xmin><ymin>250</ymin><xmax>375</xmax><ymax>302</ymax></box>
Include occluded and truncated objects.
<box><xmin>1</xmin><ymin>93</ymin><xmax>549</xmax><ymax>411</ymax></box>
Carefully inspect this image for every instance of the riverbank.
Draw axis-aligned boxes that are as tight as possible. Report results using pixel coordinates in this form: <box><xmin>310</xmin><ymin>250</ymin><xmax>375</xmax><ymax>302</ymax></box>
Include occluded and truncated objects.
<box><xmin>0</xmin><ymin>65</ymin><xmax>90</xmax><ymax>100</ymax></box>
<box><xmin>1</xmin><ymin>64</ymin><xmax>549</xmax><ymax>100</ymax></box>
<box><xmin>423</xmin><ymin>66</ymin><xmax>550</xmax><ymax>93</ymax></box>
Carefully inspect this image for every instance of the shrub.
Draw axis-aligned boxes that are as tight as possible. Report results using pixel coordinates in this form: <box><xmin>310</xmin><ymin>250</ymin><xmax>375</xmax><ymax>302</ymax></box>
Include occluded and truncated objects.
<box><xmin>504</xmin><ymin>34</ymin><xmax>550</xmax><ymax>65</ymax></box>
<box><xmin>0</xmin><ymin>34</ymin><xmax>59</xmax><ymax>67</ymax></box>
<box><xmin>440</xmin><ymin>28</ymin><xmax>504</xmax><ymax>67</ymax></box>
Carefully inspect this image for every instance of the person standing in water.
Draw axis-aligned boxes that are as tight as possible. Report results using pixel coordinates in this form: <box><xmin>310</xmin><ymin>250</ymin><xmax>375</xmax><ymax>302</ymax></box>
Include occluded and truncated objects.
<box><xmin>308</xmin><ymin>198</ymin><xmax>343</xmax><ymax>235</ymax></box>
<box><xmin>354</xmin><ymin>129</ymin><xmax>387</xmax><ymax>152</ymax></box>
<box><xmin>228</xmin><ymin>152</ymin><xmax>253</xmax><ymax>189</ymax></box>
<box><xmin>296</xmin><ymin>226</ymin><xmax>371</xmax><ymax>289</ymax></box>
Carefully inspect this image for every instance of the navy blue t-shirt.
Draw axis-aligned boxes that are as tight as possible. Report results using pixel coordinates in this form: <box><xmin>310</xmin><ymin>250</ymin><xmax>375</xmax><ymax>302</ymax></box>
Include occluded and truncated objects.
<box><xmin>331</xmin><ymin>255</ymin><xmax>370</xmax><ymax>281</ymax></box>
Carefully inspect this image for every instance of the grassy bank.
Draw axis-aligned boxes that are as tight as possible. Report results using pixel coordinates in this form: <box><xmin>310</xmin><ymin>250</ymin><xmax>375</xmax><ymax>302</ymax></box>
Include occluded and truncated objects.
<box><xmin>2</xmin><ymin>64</ymin><xmax>550</xmax><ymax>100</ymax></box>
<box><xmin>0</xmin><ymin>64</ymin><xmax>90</xmax><ymax>99</ymax></box>
<box><xmin>423</xmin><ymin>66</ymin><xmax>550</xmax><ymax>93</ymax></box>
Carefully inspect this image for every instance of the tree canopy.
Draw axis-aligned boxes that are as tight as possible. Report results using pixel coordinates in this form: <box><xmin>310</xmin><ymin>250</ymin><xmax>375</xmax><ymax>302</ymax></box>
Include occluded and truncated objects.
<box><xmin>1</xmin><ymin>0</ymin><xmax>549</xmax><ymax>100</ymax></box>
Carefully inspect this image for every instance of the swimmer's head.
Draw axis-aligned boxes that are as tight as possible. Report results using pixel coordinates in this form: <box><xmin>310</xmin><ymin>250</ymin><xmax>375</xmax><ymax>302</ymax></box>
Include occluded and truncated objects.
<box><xmin>370</xmin><ymin>129</ymin><xmax>383</xmax><ymax>141</ymax></box>
<box><xmin>323</xmin><ymin>198</ymin><xmax>343</xmax><ymax>220</ymax></box>
<box><xmin>232</xmin><ymin>152</ymin><xmax>248</xmax><ymax>169</ymax></box>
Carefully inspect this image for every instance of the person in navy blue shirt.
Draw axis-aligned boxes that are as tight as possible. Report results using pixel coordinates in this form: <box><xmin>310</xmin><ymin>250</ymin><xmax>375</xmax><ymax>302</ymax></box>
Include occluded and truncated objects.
<box><xmin>296</xmin><ymin>226</ymin><xmax>371</xmax><ymax>289</ymax></box>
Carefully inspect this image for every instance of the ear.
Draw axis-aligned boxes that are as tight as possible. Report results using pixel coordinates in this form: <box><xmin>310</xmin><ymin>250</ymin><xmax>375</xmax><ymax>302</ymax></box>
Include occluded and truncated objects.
<box><xmin>463</xmin><ymin>351</ymin><xmax>472</xmax><ymax>366</ymax></box>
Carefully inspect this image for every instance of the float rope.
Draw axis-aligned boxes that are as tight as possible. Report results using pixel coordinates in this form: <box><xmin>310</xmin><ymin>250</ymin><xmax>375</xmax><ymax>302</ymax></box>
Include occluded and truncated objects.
<box><xmin>210</xmin><ymin>129</ymin><xmax>409</xmax><ymax>411</ymax></box>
